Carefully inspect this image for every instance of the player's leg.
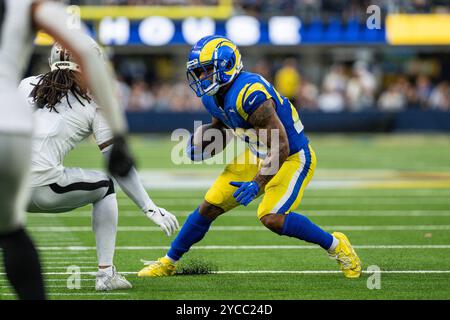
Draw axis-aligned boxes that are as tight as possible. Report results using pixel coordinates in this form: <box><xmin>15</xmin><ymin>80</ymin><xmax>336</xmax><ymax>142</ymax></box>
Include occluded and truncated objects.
<box><xmin>258</xmin><ymin>145</ymin><xmax>335</xmax><ymax>248</ymax></box>
<box><xmin>28</xmin><ymin>168</ymin><xmax>118</xmax><ymax>269</ymax></box>
<box><xmin>167</xmin><ymin>150</ymin><xmax>260</xmax><ymax>262</ymax></box>
<box><xmin>0</xmin><ymin>133</ymin><xmax>46</xmax><ymax>300</ymax></box>
<box><xmin>139</xmin><ymin>200</ymin><xmax>224</xmax><ymax>277</ymax></box>
<box><xmin>258</xmin><ymin>145</ymin><xmax>361</xmax><ymax>278</ymax></box>
<box><xmin>138</xmin><ymin>150</ymin><xmax>260</xmax><ymax>277</ymax></box>
<box><xmin>28</xmin><ymin>168</ymin><xmax>131</xmax><ymax>290</ymax></box>
<box><xmin>164</xmin><ymin>200</ymin><xmax>223</xmax><ymax>263</ymax></box>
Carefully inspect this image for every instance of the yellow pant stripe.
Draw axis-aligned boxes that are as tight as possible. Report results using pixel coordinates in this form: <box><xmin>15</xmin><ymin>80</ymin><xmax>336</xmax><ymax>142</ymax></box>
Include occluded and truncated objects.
<box><xmin>286</xmin><ymin>145</ymin><xmax>316</xmax><ymax>213</ymax></box>
<box><xmin>257</xmin><ymin>144</ymin><xmax>316</xmax><ymax>218</ymax></box>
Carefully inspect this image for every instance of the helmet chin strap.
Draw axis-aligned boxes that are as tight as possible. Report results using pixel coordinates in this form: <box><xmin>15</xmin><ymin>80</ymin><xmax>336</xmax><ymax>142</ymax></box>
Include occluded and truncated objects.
<box><xmin>205</xmin><ymin>85</ymin><xmax>219</xmax><ymax>96</ymax></box>
<box><xmin>205</xmin><ymin>70</ymin><xmax>237</xmax><ymax>96</ymax></box>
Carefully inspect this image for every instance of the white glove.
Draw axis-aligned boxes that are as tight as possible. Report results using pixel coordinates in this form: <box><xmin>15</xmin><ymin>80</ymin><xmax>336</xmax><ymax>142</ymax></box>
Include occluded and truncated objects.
<box><xmin>145</xmin><ymin>207</ymin><xmax>180</xmax><ymax>236</ymax></box>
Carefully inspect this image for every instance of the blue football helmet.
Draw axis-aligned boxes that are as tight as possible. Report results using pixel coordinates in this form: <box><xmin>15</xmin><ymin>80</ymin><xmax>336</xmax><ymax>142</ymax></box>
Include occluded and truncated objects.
<box><xmin>187</xmin><ymin>35</ymin><xmax>243</xmax><ymax>97</ymax></box>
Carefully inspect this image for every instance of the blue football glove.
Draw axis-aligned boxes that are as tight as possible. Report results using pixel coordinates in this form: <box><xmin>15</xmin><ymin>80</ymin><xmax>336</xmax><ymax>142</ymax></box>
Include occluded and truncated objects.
<box><xmin>229</xmin><ymin>181</ymin><xmax>260</xmax><ymax>206</ymax></box>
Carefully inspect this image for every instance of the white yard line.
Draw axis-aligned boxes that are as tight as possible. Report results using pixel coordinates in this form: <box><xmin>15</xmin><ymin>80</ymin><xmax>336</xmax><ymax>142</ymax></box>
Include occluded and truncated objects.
<box><xmin>0</xmin><ymin>293</ymin><xmax>129</xmax><ymax>296</ymax></box>
<box><xmin>28</xmin><ymin>225</ymin><xmax>450</xmax><ymax>232</ymax></box>
<box><xmin>39</xmin><ymin>252</ymin><xmax>91</xmax><ymax>255</ymax></box>
<box><xmin>38</xmin><ymin>244</ymin><xmax>85</xmax><ymax>248</ymax></box>
<box><xmin>303</xmin><ymin>211</ymin><xmax>450</xmax><ymax>217</ymax></box>
<box><xmin>2</xmin><ymin>270</ymin><xmax>449</xmax><ymax>276</ymax></box>
<box><xmin>100</xmin><ymin>199</ymin><xmax>450</xmax><ymax>206</ymax></box>
<box><xmin>118</xmin><ymin>193</ymin><xmax>450</xmax><ymax>199</ymax></box>
<box><xmin>0</xmin><ymin>279</ymin><xmax>94</xmax><ymax>283</ymax></box>
<box><xmin>34</xmin><ymin>245</ymin><xmax>450</xmax><ymax>251</ymax></box>
<box><xmin>40</xmin><ymin>266</ymin><xmax>98</xmax><ymax>270</ymax></box>
<box><xmin>112</xmin><ymin>196</ymin><xmax>450</xmax><ymax>201</ymax></box>
<box><xmin>43</xmin><ymin>258</ymin><xmax>94</xmax><ymax>261</ymax></box>
<box><xmin>43</xmin><ymin>258</ymin><xmax>97</xmax><ymax>268</ymax></box>
<box><xmin>27</xmin><ymin>210</ymin><xmax>450</xmax><ymax>218</ymax></box>
<box><xmin>215</xmin><ymin>270</ymin><xmax>450</xmax><ymax>274</ymax></box>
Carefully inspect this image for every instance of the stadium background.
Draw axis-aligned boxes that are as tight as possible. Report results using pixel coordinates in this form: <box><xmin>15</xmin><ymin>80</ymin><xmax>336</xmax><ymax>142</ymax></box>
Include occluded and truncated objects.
<box><xmin>1</xmin><ymin>0</ymin><xmax>449</xmax><ymax>300</ymax></box>
<box><xmin>28</xmin><ymin>0</ymin><xmax>450</xmax><ymax>132</ymax></box>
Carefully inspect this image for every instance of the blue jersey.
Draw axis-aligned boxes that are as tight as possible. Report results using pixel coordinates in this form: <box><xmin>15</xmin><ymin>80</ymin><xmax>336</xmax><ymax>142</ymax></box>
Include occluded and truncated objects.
<box><xmin>201</xmin><ymin>71</ymin><xmax>309</xmax><ymax>158</ymax></box>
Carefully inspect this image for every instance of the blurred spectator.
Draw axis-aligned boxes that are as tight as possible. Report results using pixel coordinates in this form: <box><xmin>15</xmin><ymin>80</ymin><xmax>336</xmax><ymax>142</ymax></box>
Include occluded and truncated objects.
<box><xmin>118</xmin><ymin>58</ymin><xmax>148</xmax><ymax>83</ymax></box>
<box><xmin>323</xmin><ymin>64</ymin><xmax>348</xmax><ymax>95</ymax></box>
<box><xmin>318</xmin><ymin>83</ymin><xmax>345</xmax><ymax>112</ymax></box>
<box><xmin>346</xmin><ymin>61</ymin><xmax>377</xmax><ymax>111</ymax></box>
<box><xmin>429</xmin><ymin>82</ymin><xmax>450</xmax><ymax>111</ymax></box>
<box><xmin>297</xmin><ymin>79</ymin><xmax>319</xmax><ymax>110</ymax></box>
<box><xmin>127</xmin><ymin>80</ymin><xmax>155</xmax><ymax>111</ymax></box>
<box><xmin>153</xmin><ymin>83</ymin><xmax>172</xmax><ymax>111</ymax></box>
<box><xmin>415</xmin><ymin>75</ymin><xmax>432</xmax><ymax>109</ymax></box>
<box><xmin>396</xmin><ymin>76</ymin><xmax>417</xmax><ymax>107</ymax></box>
<box><xmin>167</xmin><ymin>82</ymin><xmax>204</xmax><ymax>112</ymax></box>
<box><xmin>378</xmin><ymin>82</ymin><xmax>406</xmax><ymax>112</ymax></box>
<box><xmin>251</xmin><ymin>59</ymin><xmax>272</xmax><ymax>83</ymax></box>
<box><xmin>274</xmin><ymin>58</ymin><xmax>301</xmax><ymax>105</ymax></box>
<box><xmin>116</xmin><ymin>76</ymin><xmax>131</xmax><ymax>110</ymax></box>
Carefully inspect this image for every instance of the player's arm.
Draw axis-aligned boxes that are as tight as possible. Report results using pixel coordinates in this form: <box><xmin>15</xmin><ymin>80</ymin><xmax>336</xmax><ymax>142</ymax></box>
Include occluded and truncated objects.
<box><xmin>249</xmin><ymin>99</ymin><xmax>290</xmax><ymax>188</ymax></box>
<box><xmin>95</xmin><ymin>118</ymin><xmax>179</xmax><ymax>236</ymax></box>
<box><xmin>187</xmin><ymin>116</ymin><xmax>232</xmax><ymax>161</ymax></box>
<box><xmin>230</xmin><ymin>99</ymin><xmax>290</xmax><ymax>206</ymax></box>
<box><xmin>31</xmin><ymin>0</ymin><xmax>133</xmax><ymax>176</ymax></box>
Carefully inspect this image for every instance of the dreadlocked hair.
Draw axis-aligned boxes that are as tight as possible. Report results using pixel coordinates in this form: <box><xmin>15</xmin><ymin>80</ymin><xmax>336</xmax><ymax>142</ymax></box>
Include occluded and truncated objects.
<box><xmin>30</xmin><ymin>68</ymin><xmax>91</xmax><ymax>113</ymax></box>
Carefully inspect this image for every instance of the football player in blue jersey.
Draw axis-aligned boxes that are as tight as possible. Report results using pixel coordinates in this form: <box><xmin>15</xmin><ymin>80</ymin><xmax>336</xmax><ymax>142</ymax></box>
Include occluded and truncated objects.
<box><xmin>138</xmin><ymin>35</ymin><xmax>361</xmax><ymax>278</ymax></box>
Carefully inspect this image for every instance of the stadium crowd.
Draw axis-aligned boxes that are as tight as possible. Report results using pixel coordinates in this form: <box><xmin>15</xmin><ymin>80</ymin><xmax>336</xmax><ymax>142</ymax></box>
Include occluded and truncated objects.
<box><xmin>114</xmin><ymin>56</ymin><xmax>450</xmax><ymax>113</ymax></box>
<box><xmin>60</xmin><ymin>0</ymin><xmax>450</xmax><ymax>113</ymax></box>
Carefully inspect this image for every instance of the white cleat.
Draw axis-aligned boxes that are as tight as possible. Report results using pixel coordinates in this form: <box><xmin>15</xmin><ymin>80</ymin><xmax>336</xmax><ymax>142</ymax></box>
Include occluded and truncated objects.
<box><xmin>95</xmin><ymin>266</ymin><xmax>132</xmax><ymax>291</ymax></box>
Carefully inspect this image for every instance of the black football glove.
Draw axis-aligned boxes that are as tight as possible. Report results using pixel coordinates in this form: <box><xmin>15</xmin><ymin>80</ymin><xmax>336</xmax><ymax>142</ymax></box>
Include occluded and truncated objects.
<box><xmin>108</xmin><ymin>135</ymin><xmax>135</xmax><ymax>177</ymax></box>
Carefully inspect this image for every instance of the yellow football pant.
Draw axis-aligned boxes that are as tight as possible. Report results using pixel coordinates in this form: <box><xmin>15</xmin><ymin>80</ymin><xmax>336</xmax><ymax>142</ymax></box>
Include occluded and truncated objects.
<box><xmin>204</xmin><ymin>144</ymin><xmax>316</xmax><ymax>219</ymax></box>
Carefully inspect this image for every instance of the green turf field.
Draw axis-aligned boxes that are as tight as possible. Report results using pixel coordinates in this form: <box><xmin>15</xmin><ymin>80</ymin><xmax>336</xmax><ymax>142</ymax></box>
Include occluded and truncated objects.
<box><xmin>1</xmin><ymin>134</ymin><xmax>449</xmax><ymax>300</ymax></box>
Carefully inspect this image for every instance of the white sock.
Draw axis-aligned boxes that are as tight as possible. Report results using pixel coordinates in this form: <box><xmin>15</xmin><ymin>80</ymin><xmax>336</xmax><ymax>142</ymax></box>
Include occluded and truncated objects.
<box><xmin>165</xmin><ymin>255</ymin><xmax>177</xmax><ymax>264</ymax></box>
<box><xmin>328</xmin><ymin>236</ymin><xmax>340</xmax><ymax>252</ymax></box>
<box><xmin>92</xmin><ymin>194</ymin><xmax>118</xmax><ymax>267</ymax></box>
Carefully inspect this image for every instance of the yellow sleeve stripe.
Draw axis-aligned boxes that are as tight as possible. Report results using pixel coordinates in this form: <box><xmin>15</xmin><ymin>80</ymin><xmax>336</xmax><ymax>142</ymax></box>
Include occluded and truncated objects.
<box><xmin>238</xmin><ymin>82</ymin><xmax>273</xmax><ymax>120</ymax></box>
<box><xmin>290</xmin><ymin>102</ymin><xmax>300</xmax><ymax>123</ymax></box>
<box><xmin>236</xmin><ymin>83</ymin><xmax>251</xmax><ymax>120</ymax></box>
<box><xmin>243</xmin><ymin>83</ymin><xmax>272</xmax><ymax>105</ymax></box>
<box><xmin>274</xmin><ymin>89</ymin><xmax>284</xmax><ymax>105</ymax></box>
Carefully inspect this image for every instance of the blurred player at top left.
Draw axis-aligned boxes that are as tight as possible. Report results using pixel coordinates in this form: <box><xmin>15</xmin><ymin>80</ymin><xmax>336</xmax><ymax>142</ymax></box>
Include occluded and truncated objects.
<box><xmin>0</xmin><ymin>0</ymin><xmax>135</xmax><ymax>299</ymax></box>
